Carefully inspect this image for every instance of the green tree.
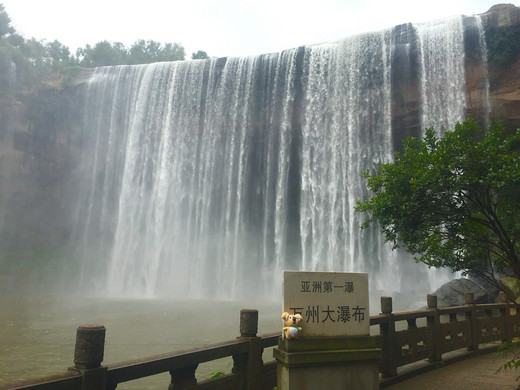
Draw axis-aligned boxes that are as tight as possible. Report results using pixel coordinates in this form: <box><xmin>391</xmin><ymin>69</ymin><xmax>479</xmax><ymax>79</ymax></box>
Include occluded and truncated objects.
<box><xmin>192</xmin><ymin>50</ymin><xmax>209</xmax><ymax>60</ymax></box>
<box><xmin>6</xmin><ymin>32</ymin><xmax>24</xmax><ymax>47</ymax></box>
<box><xmin>0</xmin><ymin>3</ymin><xmax>14</xmax><ymax>37</ymax></box>
<box><xmin>46</xmin><ymin>40</ymin><xmax>73</xmax><ymax>68</ymax></box>
<box><xmin>128</xmin><ymin>39</ymin><xmax>160</xmax><ymax>64</ymax></box>
<box><xmin>356</xmin><ymin>118</ymin><xmax>520</xmax><ymax>286</ymax></box>
<box><xmin>16</xmin><ymin>38</ymin><xmax>53</xmax><ymax>86</ymax></box>
<box><xmin>128</xmin><ymin>39</ymin><xmax>185</xmax><ymax>64</ymax></box>
<box><xmin>76</xmin><ymin>41</ymin><xmax>128</xmax><ymax>67</ymax></box>
<box><xmin>158</xmin><ymin>42</ymin><xmax>185</xmax><ymax>62</ymax></box>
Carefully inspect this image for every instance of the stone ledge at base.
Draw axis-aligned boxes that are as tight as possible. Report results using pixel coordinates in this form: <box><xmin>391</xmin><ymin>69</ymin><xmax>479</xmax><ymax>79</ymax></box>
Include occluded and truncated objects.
<box><xmin>274</xmin><ymin>336</ymin><xmax>380</xmax><ymax>367</ymax></box>
<box><xmin>274</xmin><ymin>336</ymin><xmax>381</xmax><ymax>390</ymax></box>
<box><xmin>277</xmin><ymin>335</ymin><xmax>377</xmax><ymax>352</ymax></box>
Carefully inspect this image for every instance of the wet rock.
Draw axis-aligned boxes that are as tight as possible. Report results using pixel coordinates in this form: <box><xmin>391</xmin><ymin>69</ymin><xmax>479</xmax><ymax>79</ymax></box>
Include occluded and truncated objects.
<box><xmin>433</xmin><ymin>278</ymin><xmax>491</xmax><ymax>307</ymax></box>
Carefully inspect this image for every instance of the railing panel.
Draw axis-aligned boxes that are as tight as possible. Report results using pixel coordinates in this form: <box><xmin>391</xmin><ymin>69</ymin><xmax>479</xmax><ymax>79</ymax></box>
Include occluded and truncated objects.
<box><xmin>393</xmin><ymin>311</ymin><xmax>434</xmax><ymax>322</ymax></box>
<box><xmin>0</xmin><ymin>372</ymin><xmax>82</xmax><ymax>390</ymax></box>
<box><xmin>369</xmin><ymin>314</ymin><xmax>388</xmax><ymax>326</ymax></box>
<box><xmin>510</xmin><ymin>309</ymin><xmax>520</xmax><ymax>338</ymax></box>
<box><xmin>196</xmin><ymin>373</ymin><xmax>242</xmax><ymax>390</ymax></box>
<box><xmin>261</xmin><ymin>361</ymin><xmax>277</xmax><ymax>389</ymax></box>
<box><xmin>106</xmin><ymin>340</ymin><xmax>249</xmax><ymax>384</ymax></box>
<box><xmin>394</xmin><ymin>327</ymin><xmax>433</xmax><ymax>367</ymax></box>
<box><xmin>476</xmin><ymin>316</ymin><xmax>506</xmax><ymax>344</ymax></box>
<box><xmin>260</xmin><ymin>333</ymin><xmax>279</xmax><ymax>349</ymax></box>
<box><xmin>440</xmin><ymin>320</ymin><xmax>471</xmax><ymax>353</ymax></box>
<box><xmin>438</xmin><ymin>306</ymin><xmax>468</xmax><ymax>316</ymax></box>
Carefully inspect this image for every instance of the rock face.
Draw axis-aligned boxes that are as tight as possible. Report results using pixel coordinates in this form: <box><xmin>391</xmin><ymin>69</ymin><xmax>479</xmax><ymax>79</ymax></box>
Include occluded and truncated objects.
<box><xmin>470</xmin><ymin>4</ymin><xmax>520</xmax><ymax>130</ymax></box>
<box><xmin>0</xmin><ymin>86</ymin><xmax>81</xmax><ymax>284</ymax></box>
<box><xmin>391</xmin><ymin>3</ymin><xmax>520</xmax><ymax>144</ymax></box>
<box><xmin>433</xmin><ymin>278</ymin><xmax>493</xmax><ymax>306</ymax></box>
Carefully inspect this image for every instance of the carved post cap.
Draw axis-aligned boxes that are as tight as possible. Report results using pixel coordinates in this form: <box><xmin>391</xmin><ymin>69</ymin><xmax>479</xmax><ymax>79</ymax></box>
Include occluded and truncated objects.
<box><xmin>239</xmin><ymin>309</ymin><xmax>258</xmax><ymax>337</ymax></box>
<box><xmin>498</xmin><ymin>291</ymin><xmax>508</xmax><ymax>303</ymax></box>
<box><xmin>381</xmin><ymin>296</ymin><xmax>393</xmax><ymax>314</ymax></box>
<box><xmin>464</xmin><ymin>292</ymin><xmax>475</xmax><ymax>305</ymax></box>
<box><xmin>427</xmin><ymin>294</ymin><xmax>438</xmax><ymax>309</ymax></box>
<box><xmin>74</xmin><ymin>325</ymin><xmax>106</xmax><ymax>369</ymax></box>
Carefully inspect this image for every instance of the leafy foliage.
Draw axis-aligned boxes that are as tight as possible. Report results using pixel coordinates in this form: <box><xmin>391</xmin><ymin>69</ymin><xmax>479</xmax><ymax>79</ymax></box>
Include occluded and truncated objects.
<box><xmin>356</xmin><ymin>118</ymin><xmax>520</xmax><ymax>284</ymax></box>
<box><xmin>75</xmin><ymin>39</ymin><xmax>188</xmax><ymax>67</ymax></box>
<box><xmin>128</xmin><ymin>40</ymin><xmax>185</xmax><ymax>64</ymax></box>
<box><xmin>192</xmin><ymin>50</ymin><xmax>209</xmax><ymax>60</ymax></box>
<box><xmin>0</xmin><ymin>3</ymin><xmax>14</xmax><ymax>37</ymax></box>
<box><xmin>76</xmin><ymin>41</ymin><xmax>128</xmax><ymax>67</ymax></box>
<box><xmin>495</xmin><ymin>340</ymin><xmax>520</xmax><ymax>382</ymax></box>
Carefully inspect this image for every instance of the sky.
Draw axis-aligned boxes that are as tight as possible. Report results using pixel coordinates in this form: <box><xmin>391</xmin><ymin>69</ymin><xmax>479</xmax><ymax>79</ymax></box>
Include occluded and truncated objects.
<box><xmin>2</xmin><ymin>0</ymin><xmax>519</xmax><ymax>59</ymax></box>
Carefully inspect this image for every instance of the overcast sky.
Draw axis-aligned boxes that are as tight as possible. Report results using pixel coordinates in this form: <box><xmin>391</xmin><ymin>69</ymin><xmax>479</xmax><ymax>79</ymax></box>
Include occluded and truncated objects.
<box><xmin>2</xmin><ymin>0</ymin><xmax>519</xmax><ymax>58</ymax></box>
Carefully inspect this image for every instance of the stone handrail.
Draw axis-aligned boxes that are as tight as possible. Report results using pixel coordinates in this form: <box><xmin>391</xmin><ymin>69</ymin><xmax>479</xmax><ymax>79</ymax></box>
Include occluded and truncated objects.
<box><xmin>374</xmin><ymin>291</ymin><xmax>519</xmax><ymax>381</ymax></box>
<box><xmin>1</xmin><ymin>292</ymin><xmax>517</xmax><ymax>390</ymax></box>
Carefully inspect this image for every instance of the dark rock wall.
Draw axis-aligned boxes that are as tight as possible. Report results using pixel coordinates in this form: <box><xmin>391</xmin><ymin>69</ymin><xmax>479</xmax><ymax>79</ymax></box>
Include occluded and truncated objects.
<box><xmin>478</xmin><ymin>4</ymin><xmax>520</xmax><ymax>129</ymax></box>
<box><xmin>390</xmin><ymin>23</ymin><xmax>422</xmax><ymax>152</ymax></box>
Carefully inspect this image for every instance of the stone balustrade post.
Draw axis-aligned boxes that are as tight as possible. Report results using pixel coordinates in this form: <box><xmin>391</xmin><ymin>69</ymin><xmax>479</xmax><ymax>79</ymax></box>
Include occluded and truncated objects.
<box><xmin>426</xmin><ymin>294</ymin><xmax>442</xmax><ymax>362</ymax></box>
<box><xmin>233</xmin><ymin>309</ymin><xmax>262</xmax><ymax>390</ymax></box>
<box><xmin>499</xmin><ymin>291</ymin><xmax>513</xmax><ymax>342</ymax></box>
<box><xmin>499</xmin><ymin>290</ymin><xmax>508</xmax><ymax>303</ymax></box>
<box><xmin>464</xmin><ymin>292</ymin><xmax>475</xmax><ymax>305</ymax></box>
<box><xmin>380</xmin><ymin>296</ymin><xmax>397</xmax><ymax>377</ymax></box>
<box><xmin>169</xmin><ymin>366</ymin><xmax>198</xmax><ymax>390</ymax></box>
<box><xmin>72</xmin><ymin>325</ymin><xmax>108</xmax><ymax>390</ymax></box>
<box><xmin>464</xmin><ymin>292</ymin><xmax>479</xmax><ymax>351</ymax></box>
<box><xmin>426</xmin><ymin>293</ymin><xmax>437</xmax><ymax>309</ymax></box>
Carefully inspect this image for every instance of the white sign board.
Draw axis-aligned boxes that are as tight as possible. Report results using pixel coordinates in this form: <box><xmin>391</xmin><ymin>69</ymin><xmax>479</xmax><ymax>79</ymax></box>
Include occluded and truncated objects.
<box><xmin>283</xmin><ymin>271</ymin><xmax>369</xmax><ymax>337</ymax></box>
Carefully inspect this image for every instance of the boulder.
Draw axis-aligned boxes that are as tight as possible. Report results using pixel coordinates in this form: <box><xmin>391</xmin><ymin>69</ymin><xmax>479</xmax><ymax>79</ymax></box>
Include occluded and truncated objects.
<box><xmin>433</xmin><ymin>278</ymin><xmax>490</xmax><ymax>307</ymax></box>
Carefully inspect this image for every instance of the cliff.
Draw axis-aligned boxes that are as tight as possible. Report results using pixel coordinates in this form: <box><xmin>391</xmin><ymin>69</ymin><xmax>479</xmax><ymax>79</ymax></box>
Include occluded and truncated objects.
<box><xmin>470</xmin><ymin>4</ymin><xmax>520</xmax><ymax>129</ymax></box>
<box><xmin>391</xmin><ymin>3</ymin><xmax>520</xmax><ymax>151</ymax></box>
<box><xmin>1</xmin><ymin>4</ymin><xmax>520</xmax><ymax>291</ymax></box>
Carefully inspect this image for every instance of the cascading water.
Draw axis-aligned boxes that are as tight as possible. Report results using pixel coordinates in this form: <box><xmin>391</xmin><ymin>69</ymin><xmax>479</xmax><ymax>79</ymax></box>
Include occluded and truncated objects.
<box><xmin>71</xmin><ymin>15</ymin><xmax>486</xmax><ymax>301</ymax></box>
<box><xmin>298</xmin><ymin>31</ymin><xmax>397</xmax><ymax>287</ymax></box>
<box><xmin>475</xmin><ymin>15</ymin><xmax>491</xmax><ymax>128</ymax></box>
<box><xmin>0</xmin><ymin>61</ymin><xmax>17</xmax><ymax>230</ymax></box>
<box><xmin>416</xmin><ymin>16</ymin><xmax>467</xmax><ymax>135</ymax></box>
<box><xmin>74</xmin><ymin>55</ymin><xmax>305</xmax><ymax>298</ymax></box>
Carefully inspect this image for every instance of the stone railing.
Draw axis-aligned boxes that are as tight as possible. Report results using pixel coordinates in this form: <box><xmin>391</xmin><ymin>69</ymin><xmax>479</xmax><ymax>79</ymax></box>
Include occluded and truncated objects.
<box><xmin>1</xmin><ymin>292</ymin><xmax>517</xmax><ymax>390</ymax></box>
<box><xmin>373</xmin><ymin>291</ymin><xmax>519</xmax><ymax>383</ymax></box>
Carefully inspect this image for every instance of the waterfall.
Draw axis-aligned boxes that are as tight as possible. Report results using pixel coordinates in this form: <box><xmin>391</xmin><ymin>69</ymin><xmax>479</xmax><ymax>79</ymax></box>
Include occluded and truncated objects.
<box><xmin>416</xmin><ymin>16</ymin><xmax>466</xmax><ymax>135</ymax></box>
<box><xmin>0</xmin><ymin>62</ymin><xmax>17</xmax><ymax>231</ymax></box>
<box><xmin>72</xmin><ymin>15</ymin><xmax>481</xmax><ymax>300</ymax></box>
<box><xmin>8</xmin><ymin>61</ymin><xmax>16</xmax><ymax>93</ymax></box>
<box><xmin>298</xmin><ymin>31</ymin><xmax>396</xmax><ymax>288</ymax></box>
<box><xmin>75</xmin><ymin>55</ymin><xmax>304</xmax><ymax>298</ymax></box>
<box><xmin>475</xmin><ymin>15</ymin><xmax>491</xmax><ymax>128</ymax></box>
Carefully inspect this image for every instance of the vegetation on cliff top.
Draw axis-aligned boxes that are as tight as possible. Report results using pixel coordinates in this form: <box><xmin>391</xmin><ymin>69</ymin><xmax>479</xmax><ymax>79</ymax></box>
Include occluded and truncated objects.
<box><xmin>0</xmin><ymin>3</ymin><xmax>209</xmax><ymax>92</ymax></box>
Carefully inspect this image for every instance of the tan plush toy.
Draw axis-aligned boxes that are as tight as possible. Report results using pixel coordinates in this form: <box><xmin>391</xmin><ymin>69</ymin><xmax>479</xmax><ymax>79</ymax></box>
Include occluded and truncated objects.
<box><xmin>281</xmin><ymin>312</ymin><xmax>303</xmax><ymax>339</ymax></box>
